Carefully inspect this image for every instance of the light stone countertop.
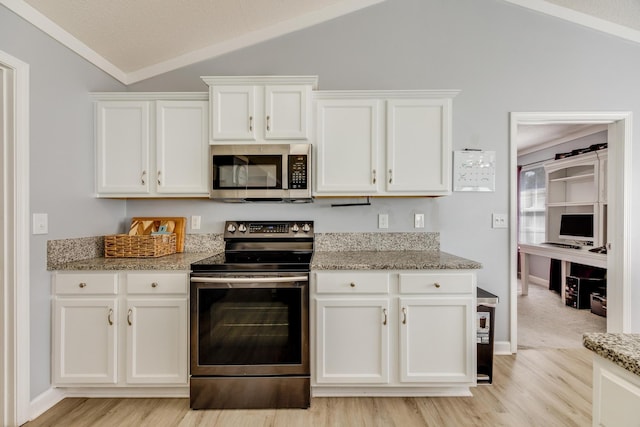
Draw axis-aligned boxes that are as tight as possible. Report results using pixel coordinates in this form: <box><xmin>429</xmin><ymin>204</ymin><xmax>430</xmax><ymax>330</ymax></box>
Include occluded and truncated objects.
<box><xmin>49</xmin><ymin>252</ymin><xmax>212</xmax><ymax>271</ymax></box>
<box><xmin>583</xmin><ymin>333</ymin><xmax>640</xmax><ymax>377</ymax></box>
<box><xmin>311</xmin><ymin>250</ymin><xmax>482</xmax><ymax>270</ymax></box>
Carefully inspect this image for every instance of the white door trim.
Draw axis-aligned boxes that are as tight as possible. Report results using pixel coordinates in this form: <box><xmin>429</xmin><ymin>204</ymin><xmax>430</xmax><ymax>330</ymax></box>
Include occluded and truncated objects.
<box><xmin>0</xmin><ymin>49</ymin><xmax>30</xmax><ymax>426</ymax></box>
<box><xmin>510</xmin><ymin>112</ymin><xmax>632</xmax><ymax>353</ymax></box>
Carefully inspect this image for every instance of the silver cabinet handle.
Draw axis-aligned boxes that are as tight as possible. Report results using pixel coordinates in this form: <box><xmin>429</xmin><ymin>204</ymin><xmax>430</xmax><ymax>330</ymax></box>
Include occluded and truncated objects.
<box><xmin>350</xmin><ymin>282</ymin><xmax>356</xmax><ymax>288</ymax></box>
<box><xmin>249</xmin><ymin>116</ymin><xmax>253</xmax><ymax>131</ymax></box>
<box><xmin>78</xmin><ymin>282</ymin><xmax>87</xmax><ymax>288</ymax></box>
<box><xmin>157</xmin><ymin>171</ymin><xmax>161</xmax><ymax>186</ymax></box>
<box><xmin>108</xmin><ymin>308</ymin><xmax>114</xmax><ymax>326</ymax></box>
<box><xmin>151</xmin><ymin>282</ymin><xmax>158</xmax><ymax>288</ymax></box>
<box><xmin>389</xmin><ymin>169</ymin><xmax>393</xmax><ymax>184</ymax></box>
<box><xmin>266</xmin><ymin>115</ymin><xmax>271</xmax><ymax>131</ymax></box>
<box><xmin>127</xmin><ymin>309</ymin><xmax>132</xmax><ymax>326</ymax></box>
<box><xmin>372</xmin><ymin>169</ymin><xmax>377</xmax><ymax>184</ymax></box>
<box><xmin>434</xmin><ymin>282</ymin><xmax>441</xmax><ymax>288</ymax></box>
<box><xmin>402</xmin><ymin>307</ymin><xmax>407</xmax><ymax>325</ymax></box>
<box><xmin>141</xmin><ymin>170</ymin><xmax>146</xmax><ymax>185</ymax></box>
<box><xmin>383</xmin><ymin>308</ymin><xmax>388</xmax><ymax>326</ymax></box>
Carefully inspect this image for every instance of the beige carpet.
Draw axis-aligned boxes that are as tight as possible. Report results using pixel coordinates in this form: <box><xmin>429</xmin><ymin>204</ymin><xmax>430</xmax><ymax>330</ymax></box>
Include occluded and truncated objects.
<box><xmin>518</xmin><ymin>281</ymin><xmax>606</xmax><ymax>349</ymax></box>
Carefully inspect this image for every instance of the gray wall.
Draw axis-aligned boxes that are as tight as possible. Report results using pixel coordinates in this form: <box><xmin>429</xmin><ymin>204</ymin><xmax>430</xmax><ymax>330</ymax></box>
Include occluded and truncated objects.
<box><xmin>0</xmin><ymin>6</ymin><xmax>127</xmax><ymax>398</ymax></box>
<box><xmin>2</xmin><ymin>0</ymin><xmax>640</xmax><ymax>402</ymax></box>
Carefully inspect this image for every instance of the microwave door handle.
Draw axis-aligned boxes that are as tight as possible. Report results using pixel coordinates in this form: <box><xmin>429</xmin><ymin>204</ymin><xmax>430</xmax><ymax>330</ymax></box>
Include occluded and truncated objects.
<box><xmin>191</xmin><ymin>276</ymin><xmax>308</xmax><ymax>284</ymax></box>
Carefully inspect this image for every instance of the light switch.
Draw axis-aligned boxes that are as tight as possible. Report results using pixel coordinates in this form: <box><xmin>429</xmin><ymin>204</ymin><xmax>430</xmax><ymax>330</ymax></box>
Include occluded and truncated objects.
<box><xmin>33</xmin><ymin>213</ymin><xmax>48</xmax><ymax>234</ymax></box>
<box><xmin>492</xmin><ymin>213</ymin><xmax>508</xmax><ymax>229</ymax></box>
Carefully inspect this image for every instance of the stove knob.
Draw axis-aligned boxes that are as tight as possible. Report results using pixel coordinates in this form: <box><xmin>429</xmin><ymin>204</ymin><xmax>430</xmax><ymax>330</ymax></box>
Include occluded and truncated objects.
<box><xmin>238</xmin><ymin>223</ymin><xmax>247</xmax><ymax>233</ymax></box>
<box><xmin>227</xmin><ymin>223</ymin><xmax>237</xmax><ymax>233</ymax></box>
<box><xmin>291</xmin><ymin>223</ymin><xmax>300</xmax><ymax>233</ymax></box>
<box><xmin>302</xmin><ymin>223</ymin><xmax>311</xmax><ymax>233</ymax></box>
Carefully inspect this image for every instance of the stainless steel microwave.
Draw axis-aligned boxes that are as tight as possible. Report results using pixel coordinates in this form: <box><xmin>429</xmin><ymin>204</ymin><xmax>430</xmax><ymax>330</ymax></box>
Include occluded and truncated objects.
<box><xmin>210</xmin><ymin>144</ymin><xmax>312</xmax><ymax>202</ymax></box>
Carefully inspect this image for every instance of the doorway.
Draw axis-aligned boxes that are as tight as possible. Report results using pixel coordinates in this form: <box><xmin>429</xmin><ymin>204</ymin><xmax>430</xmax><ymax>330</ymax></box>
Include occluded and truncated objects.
<box><xmin>509</xmin><ymin>112</ymin><xmax>631</xmax><ymax>353</ymax></box>
<box><xmin>1</xmin><ymin>51</ymin><xmax>30</xmax><ymax>426</ymax></box>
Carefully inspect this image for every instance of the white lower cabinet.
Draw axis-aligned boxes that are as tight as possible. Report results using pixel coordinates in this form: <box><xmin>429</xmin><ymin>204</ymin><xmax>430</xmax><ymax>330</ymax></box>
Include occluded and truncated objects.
<box><xmin>592</xmin><ymin>354</ymin><xmax>640</xmax><ymax>426</ymax></box>
<box><xmin>53</xmin><ymin>297</ymin><xmax>118</xmax><ymax>385</ymax></box>
<box><xmin>52</xmin><ymin>271</ymin><xmax>189</xmax><ymax>388</ymax></box>
<box><xmin>312</xmin><ymin>270</ymin><xmax>476</xmax><ymax>396</ymax></box>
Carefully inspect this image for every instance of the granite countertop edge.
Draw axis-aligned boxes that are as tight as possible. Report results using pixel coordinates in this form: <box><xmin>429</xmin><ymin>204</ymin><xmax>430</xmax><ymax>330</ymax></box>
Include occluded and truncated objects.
<box><xmin>583</xmin><ymin>332</ymin><xmax>640</xmax><ymax>376</ymax></box>
<box><xmin>48</xmin><ymin>252</ymin><xmax>213</xmax><ymax>271</ymax></box>
<box><xmin>311</xmin><ymin>250</ymin><xmax>482</xmax><ymax>270</ymax></box>
<box><xmin>49</xmin><ymin>250</ymin><xmax>482</xmax><ymax>272</ymax></box>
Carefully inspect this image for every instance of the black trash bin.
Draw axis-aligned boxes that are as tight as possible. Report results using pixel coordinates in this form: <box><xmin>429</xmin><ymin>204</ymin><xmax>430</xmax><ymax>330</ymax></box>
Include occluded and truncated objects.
<box><xmin>477</xmin><ymin>287</ymin><xmax>498</xmax><ymax>384</ymax></box>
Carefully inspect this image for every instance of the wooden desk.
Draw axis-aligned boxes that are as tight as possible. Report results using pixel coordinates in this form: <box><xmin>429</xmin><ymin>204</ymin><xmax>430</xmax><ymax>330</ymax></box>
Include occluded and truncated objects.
<box><xmin>518</xmin><ymin>243</ymin><xmax>607</xmax><ymax>302</ymax></box>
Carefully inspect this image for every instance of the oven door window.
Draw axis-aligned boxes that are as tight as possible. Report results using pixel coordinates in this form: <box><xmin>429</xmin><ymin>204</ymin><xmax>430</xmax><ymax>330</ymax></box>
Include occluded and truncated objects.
<box><xmin>197</xmin><ymin>287</ymin><xmax>302</xmax><ymax>365</ymax></box>
<box><xmin>212</xmin><ymin>155</ymin><xmax>282</xmax><ymax>189</ymax></box>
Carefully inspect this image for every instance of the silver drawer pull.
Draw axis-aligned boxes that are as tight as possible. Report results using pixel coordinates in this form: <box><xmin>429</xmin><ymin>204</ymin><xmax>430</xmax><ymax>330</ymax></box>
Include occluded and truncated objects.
<box><xmin>350</xmin><ymin>282</ymin><xmax>356</xmax><ymax>288</ymax></box>
<box><xmin>151</xmin><ymin>282</ymin><xmax>158</xmax><ymax>288</ymax></box>
<box><xmin>434</xmin><ymin>282</ymin><xmax>441</xmax><ymax>288</ymax></box>
<box><xmin>78</xmin><ymin>282</ymin><xmax>87</xmax><ymax>288</ymax></box>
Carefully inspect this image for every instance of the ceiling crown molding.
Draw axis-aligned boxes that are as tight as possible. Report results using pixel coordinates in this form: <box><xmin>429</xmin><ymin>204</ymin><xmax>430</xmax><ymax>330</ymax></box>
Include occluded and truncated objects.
<box><xmin>2</xmin><ymin>0</ymin><xmax>385</xmax><ymax>85</ymax></box>
<box><xmin>503</xmin><ymin>0</ymin><xmax>640</xmax><ymax>45</ymax></box>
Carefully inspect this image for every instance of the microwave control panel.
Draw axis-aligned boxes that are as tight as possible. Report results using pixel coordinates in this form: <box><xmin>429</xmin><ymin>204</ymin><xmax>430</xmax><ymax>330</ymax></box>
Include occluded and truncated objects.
<box><xmin>288</xmin><ymin>155</ymin><xmax>308</xmax><ymax>189</ymax></box>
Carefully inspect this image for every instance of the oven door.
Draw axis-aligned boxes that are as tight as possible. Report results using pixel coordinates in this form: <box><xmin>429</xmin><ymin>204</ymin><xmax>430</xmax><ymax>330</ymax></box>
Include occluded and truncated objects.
<box><xmin>190</xmin><ymin>274</ymin><xmax>309</xmax><ymax>376</ymax></box>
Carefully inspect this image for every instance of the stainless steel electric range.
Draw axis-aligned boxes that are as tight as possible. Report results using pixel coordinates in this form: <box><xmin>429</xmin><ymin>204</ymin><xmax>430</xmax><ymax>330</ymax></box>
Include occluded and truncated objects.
<box><xmin>189</xmin><ymin>220</ymin><xmax>313</xmax><ymax>409</ymax></box>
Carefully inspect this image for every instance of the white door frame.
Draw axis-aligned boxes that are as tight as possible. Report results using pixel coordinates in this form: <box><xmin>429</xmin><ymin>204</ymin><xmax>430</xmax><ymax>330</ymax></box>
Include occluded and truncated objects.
<box><xmin>0</xmin><ymin>50</ymin><xmax>30</xmax><ymax>426</ymax></box>
<box><xmin>510</xmin><ymin>112</ymin><xmax>632</xmax><ymax>353</ymax></box>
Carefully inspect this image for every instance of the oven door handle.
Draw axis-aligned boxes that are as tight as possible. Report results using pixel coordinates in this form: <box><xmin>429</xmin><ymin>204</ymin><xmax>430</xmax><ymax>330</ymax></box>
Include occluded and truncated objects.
<box><xmin>190</xmin><ymin>275</ymin><xmax>308</xmax><ymax>285</ymax></box>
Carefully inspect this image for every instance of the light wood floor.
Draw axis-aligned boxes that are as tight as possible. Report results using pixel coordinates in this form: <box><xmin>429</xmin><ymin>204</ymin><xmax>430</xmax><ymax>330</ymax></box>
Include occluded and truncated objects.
<box><xmin>25</xmin><ymin>347</ymin><xmax>594</xmax><ymax>427</ymax></box>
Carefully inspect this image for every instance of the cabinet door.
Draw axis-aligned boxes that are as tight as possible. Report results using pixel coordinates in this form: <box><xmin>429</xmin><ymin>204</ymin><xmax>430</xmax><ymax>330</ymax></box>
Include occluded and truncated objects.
<box><xmin>315</xmin><ymin>298</ymin><xmax>389</xmax><ymax>384</ymax></box>
<box><xmin>96</xmin><ymin>101</ymin><xmax>150</xmax><ymax>194</ymax></box>
<box><xmin>315</xmin><ymin>99</ymin><xmax>381</xmax><ymax>194</ymax></box>
<box><xmin>53</xmin><ymin>298</ymin><xmax>118</xmax><ymax>385</ymax></box>
<box><xmin>386</xmin><ymin>99</ymin><xmax>451</xmax><ymax>194</ymax></box>
<box><xmin>126</xmin><ymin>298</ymin><xmax>188</xmax><ymax>384</ymax></box>
<box><xmin>211</xmin><ymin>85</ymin><xmax>256</xmax><ymax>141</ymax></box>
<box><xmin>399</xmin><ymin>297</ymin><xmax>474</xmax><ymax>384</ymax></box>
<box><xmin>156</xmin><ymin>100</ymin><xmax>209</xmax><ymax>195</ymax></box>
<box><xmin>265</xmin><ymin>85</ymin><xmax>309</xmax><ymax>139</ymax></box>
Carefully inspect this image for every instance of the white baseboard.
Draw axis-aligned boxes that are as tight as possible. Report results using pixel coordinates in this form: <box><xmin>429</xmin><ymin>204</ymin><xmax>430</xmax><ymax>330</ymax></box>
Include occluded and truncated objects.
<box><xmin>528</xmin><ymin>275</ymin><xmax>549</xmax><ymax>287</ymax></box>
<box><xmin>494</xmin><ymin>341</ymin><xmax>513</xmax><ymax>355</ymax></box>
<box><xmin>29</xmin><ymin>387</ymin><xmax>65</xmax><ymax>421</ymax></box>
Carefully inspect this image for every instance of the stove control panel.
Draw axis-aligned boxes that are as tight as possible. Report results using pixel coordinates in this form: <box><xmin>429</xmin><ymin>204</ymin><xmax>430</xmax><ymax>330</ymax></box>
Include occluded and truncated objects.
<box><xmin>224</xmin><ymin>221</ymin><xmax>314</xmax><ymax>238</ymax></box>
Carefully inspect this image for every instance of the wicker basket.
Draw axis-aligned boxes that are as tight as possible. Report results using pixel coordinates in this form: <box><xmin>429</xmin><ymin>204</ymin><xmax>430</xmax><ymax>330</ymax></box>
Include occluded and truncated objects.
<box><xmin>104</xmin><ymin>233</ymin><xmax>177</xmax><ymax>258</ymax></box>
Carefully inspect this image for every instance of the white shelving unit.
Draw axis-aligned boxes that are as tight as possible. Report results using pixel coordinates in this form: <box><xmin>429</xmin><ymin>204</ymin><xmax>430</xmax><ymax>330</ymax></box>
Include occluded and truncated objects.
<box><xmin>544</xmin><ymin>149</ymin><xmax>607</xmax><ymax>247</ymax></box>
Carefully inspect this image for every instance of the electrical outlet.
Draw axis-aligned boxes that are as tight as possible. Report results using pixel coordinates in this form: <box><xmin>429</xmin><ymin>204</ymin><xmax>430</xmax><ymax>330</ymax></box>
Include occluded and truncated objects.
<box><xmin>414</xmin><ymin>213</ymin><xmax>425</xmax><ymax>228</ymax></box>
<box><xmin>378</xmin><ymin>213</ymin><xmax>389</xmax><ymax>229</ymax></box>
<box><xmin>492</xmin><ymin>213</ymin><xmax>508</xmax><ymax>229</ymax></box>
<box><xmin>191</xmin><ymin>215</ymin><xmax>201</xmax><ymax>230</ymax></box>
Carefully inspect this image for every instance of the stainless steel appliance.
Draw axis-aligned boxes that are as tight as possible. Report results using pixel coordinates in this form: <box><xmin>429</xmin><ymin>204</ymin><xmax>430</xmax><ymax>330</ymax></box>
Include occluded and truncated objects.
<box><xmin>210</xmin><ymin>144</ymin><xmax>311</xmax><ymax>202</ymax></box>
<box><xmin>190</xmin><ymin>220</ymin><xmax>313</xmax><ymax>409</ymax></box>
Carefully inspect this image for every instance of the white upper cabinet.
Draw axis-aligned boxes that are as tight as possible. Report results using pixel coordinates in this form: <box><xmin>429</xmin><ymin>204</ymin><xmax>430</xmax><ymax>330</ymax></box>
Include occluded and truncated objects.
<box><xmin>96</xmin><ymin>100</ymin><xmax>151</xmax><ymax>195</ymax></box>
<box><xmin>315</xmin><ymin>99</ymin><xmax>381</xmax><ymax>193</ymax></box>
<box><xmin>313</xmin><ymin>91</ymin><xmax>458</xmax><ymax>197</ymax></box>
<box><xmin>94</xmin><ymin>93</ymin><xmax>209</xmax><ymax>198</ymax></box>
<box><xmin>386</xmin><ymin>99</ymin><xmax>451</xmax><ymax>193</ymax></box>
<box><xmin>203</xmin><ymin>76</ymin><xmax>318</xmax><ymax>144</ymax></box>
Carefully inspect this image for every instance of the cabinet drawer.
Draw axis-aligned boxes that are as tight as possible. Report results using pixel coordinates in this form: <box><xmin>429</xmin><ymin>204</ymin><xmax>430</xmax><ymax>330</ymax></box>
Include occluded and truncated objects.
<box><xmin>399</xmin><ymin>273</ymin><xmax>473</xmax><ymax>294</ymax></box>
<box><xmin>126</xmin><ymin>273</ymin><xmax>187</xmax><ymax>295</ymax></box>
<box><xmin>55</xmin><ymin>273</ymin><xmax>118</xmax><ymax>295</ymax></box>
<box><xmin>315</xmin><ymin>272</ymin><xmax>389</xmax><ymax>294</ymax></box>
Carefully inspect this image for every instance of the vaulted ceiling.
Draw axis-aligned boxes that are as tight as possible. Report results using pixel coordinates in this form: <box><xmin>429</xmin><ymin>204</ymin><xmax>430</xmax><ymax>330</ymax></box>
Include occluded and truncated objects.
<box><xmin>2</xmin><ymin>0</ymin><xmax>640</xmax><ymax>85</ymax></box>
